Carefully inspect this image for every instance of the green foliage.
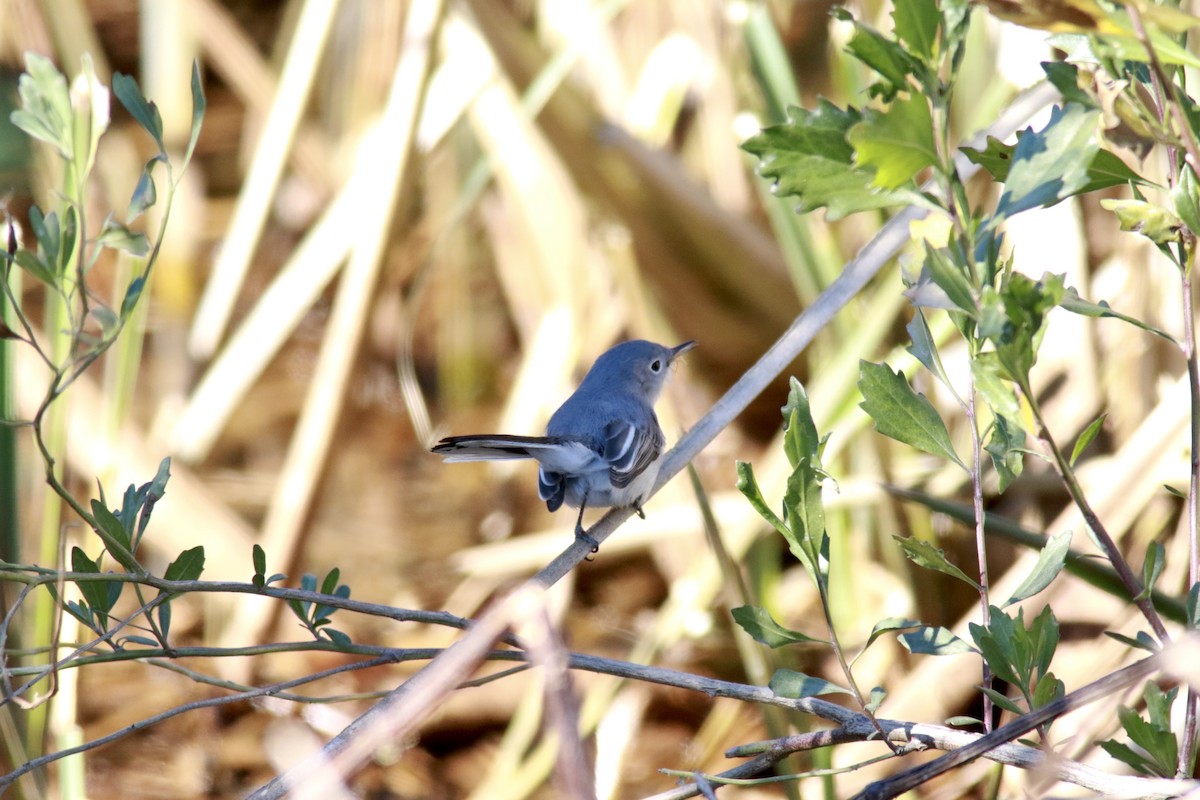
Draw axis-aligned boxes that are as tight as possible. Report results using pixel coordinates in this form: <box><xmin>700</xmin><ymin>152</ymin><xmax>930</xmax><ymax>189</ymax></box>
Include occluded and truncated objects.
<box><xmin>892</xmin><ymin>536</ymin><xmax>978</xmax><ymax>589</ymax></box>
<box><xmin>250</xmin><ymin>544</ymin><xmax>286</xmax><ymax>590</ymax></box>
<box><xmin>968</xmin><ymin>607</ymin><xmax>1063</xmax><ymax>725</ymax></box>
<box><xmin>288</xmin><ymin>568</ymin><xmax>353</xmax><ymax>645</ymax></box>
<box><xmin>739</xmin><ymin>1</ymin><xmax>1200</xmax><ymax>779</ymax></box>
<box><xmin>898</xmin><ymin>626</ymin><xmax>975</xmax><ymax>656</ymax></box>
<box><xmin>731</xmin><ymin>605</ymin><xmax>827</xmax><ymax>647</ymax></box>
<box><xmin>1101</xmin><ymin>683</ymin><xmax>1180</xmax><ymax>777</ymax></box>
<box><xmin>1003</xmin><ymin>531</ymin><xmax>1071</xmax><ymax>607</ymax></box>
<box><xmin>769</xmin><ymin>669</ymin><xmax>851</xmax><ymax>699</ymax></box>
<box><xmin>742</xmin><ymin>100</ymin><xmax>929</xmax><ymax>220</ymax></box>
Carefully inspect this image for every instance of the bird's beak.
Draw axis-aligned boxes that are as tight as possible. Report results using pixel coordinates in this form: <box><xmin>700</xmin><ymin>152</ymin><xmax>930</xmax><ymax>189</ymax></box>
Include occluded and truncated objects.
<box><xmin>669</xmin><ymin>340</ymin><xmax>697</xmax><ymax>363</ymax></box>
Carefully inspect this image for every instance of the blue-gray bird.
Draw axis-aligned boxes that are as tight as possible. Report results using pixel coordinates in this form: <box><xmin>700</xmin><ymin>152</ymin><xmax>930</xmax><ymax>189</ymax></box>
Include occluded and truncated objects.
<box><xmin>431</xmin><ymin>339</ymin><xmax>695</xmax><ymax>551</ymax></box>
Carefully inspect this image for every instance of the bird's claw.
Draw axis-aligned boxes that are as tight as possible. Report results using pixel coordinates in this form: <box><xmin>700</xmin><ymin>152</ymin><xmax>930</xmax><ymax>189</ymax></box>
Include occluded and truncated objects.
<box><xmin>576</xmin><ymin>531</ymin><xmax>600</xmax><ymax>554</ymax></box>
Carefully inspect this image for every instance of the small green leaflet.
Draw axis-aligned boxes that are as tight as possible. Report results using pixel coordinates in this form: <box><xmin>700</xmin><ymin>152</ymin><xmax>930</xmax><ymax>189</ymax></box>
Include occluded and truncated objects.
<box><xmin>1070</xmin><ymin>413</ymin><xmax>1106</xmax><ymax>466</ymax></box>
<box><xmin>769</xmin><ymin>669</ymin><xmax>852</xmax><ymax>699</ymax></box>
<box><xmin>893</xmin><ymin>536</ymin><xmax>980</xmax><ymax>589</ymax></box>
<box><xmin>898</xmin><ymin>626</ymin><xmax>976</xmax><ymax>655</ymax></box>
<box><xmin>163</xmin><ymin>546</ymin><xmax>205</xmax><ymax>582</ymax></box>
<box><xmin>731</xmin><ymin>605</ymin><xmax>827</xmax><ymax>647</ymax></box>
<box><xmin>1003</xmin><ymin>531</ymin><xmax>1071</xmax><ymax>606</ymax></box>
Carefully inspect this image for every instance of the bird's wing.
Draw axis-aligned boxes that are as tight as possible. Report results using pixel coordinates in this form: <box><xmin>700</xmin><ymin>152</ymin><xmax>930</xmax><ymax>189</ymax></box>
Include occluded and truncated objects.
<box><xmin>604</xmin><ymin>417</ymin><xmax>664</xmax><ymax>489</ymax></box>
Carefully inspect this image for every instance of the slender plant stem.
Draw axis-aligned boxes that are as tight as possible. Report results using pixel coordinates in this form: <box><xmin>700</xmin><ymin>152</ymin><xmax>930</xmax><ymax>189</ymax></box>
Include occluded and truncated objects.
<box><xmin>1178</xmin><ymin>240</ymin><xmax>1200</xmax><ymax>778</ymax></box>
<box><xmin>966</xmin><ymin>384</ymin><xmax>994</xmax><ymax>732</ymax></box>
<box><xmin>1025</xmin><ymin>388</ymin><xmax>1171</xmax><ymax>643</ymax></box>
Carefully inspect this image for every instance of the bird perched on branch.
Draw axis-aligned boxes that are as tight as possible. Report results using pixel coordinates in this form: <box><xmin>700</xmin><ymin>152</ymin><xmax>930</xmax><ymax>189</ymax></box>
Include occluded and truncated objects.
<box><xmin>431</xmin><ymin>339</ymin><xmax>696</xmax><ymax>552</ymax></box>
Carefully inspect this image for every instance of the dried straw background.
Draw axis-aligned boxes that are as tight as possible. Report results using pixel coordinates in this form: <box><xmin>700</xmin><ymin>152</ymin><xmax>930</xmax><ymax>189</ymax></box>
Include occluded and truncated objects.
<box><xmin>1</xmin><ymin>0</ymin><xmax>1188</xmax><ymax>797</ymax></box>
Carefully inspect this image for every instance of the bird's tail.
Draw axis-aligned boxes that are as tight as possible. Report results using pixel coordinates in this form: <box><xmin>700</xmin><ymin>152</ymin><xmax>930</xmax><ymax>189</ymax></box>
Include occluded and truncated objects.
<box><xmin>430</xmin><ymin>434</ymin><xmax>562</xmax><ymax>462</ymax></box>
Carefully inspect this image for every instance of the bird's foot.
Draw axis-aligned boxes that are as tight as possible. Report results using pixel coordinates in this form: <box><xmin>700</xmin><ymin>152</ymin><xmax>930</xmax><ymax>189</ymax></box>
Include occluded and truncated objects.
<box><xmin>633</xmin><ymin>502</ymin><xmax>646</xmax><ymax>520</ymax></box>
<box><xmin>575</xmin><ymin>527</ymin><xmax>600</xmax><ymax>558</ymax></box>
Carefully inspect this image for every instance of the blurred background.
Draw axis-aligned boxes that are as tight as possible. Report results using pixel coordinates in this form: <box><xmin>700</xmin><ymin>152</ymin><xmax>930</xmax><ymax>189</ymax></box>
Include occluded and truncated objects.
<box><xmin>0</xmin><ymin>0</ymin><xmax>1190</xmax><ymax>797</ymax></box>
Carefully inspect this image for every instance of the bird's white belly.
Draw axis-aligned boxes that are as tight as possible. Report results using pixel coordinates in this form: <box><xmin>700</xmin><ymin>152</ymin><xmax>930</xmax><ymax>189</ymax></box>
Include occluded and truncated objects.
<box><xmin>562</xmin><ymin>458</ymin><xmax>663</xmax><ymax>510</ymax></box>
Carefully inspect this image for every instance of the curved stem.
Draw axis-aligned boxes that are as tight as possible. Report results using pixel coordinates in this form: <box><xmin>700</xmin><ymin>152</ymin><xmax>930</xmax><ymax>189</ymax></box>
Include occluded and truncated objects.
<box><xmin>1025</xmin><ymin>387</ymin><xmax>1170</xmax><ymax>643</ymax></box>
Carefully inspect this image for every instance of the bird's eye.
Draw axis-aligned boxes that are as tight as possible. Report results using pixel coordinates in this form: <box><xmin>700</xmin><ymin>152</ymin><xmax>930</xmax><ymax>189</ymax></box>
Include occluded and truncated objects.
<box><xmin>650</xmin><ymin>359</ymin><xmax>663</xmax><ymax>373</ymax></box>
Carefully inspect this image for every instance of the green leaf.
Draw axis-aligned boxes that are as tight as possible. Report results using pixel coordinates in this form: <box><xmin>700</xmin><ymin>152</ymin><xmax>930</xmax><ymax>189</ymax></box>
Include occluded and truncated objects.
<box><xmin>120</xmin><ymin>277</ymin><xmax>145</xmax><ymax>320</ymax></box>
<box><xmin>287</xmin><ymin>598</ymin><xmax>307</xmax><ymax>623</ymax></box>
<box><xmin>898</xmin><ymin>626</ymin><xmax>976</xmax><ymax>655</ymax></box>
<box><xmin>71</xmin><ymin>547</ymin><xmax>114</xmax><ymax>626</ymax></box>
<box><xmin>993</xmin><ymin>104</ymin><xmax>1100</xmax><ymax>224</ymax></box>
<box><xmin>324</xmin><ymin>628</ymin><xmax>352</xmax><ymax>647</ymax></box>
<box><xmin>844</xmin><ymin>19</ymin><xmax>915</xmax><ymax>92</ymax></box>
<box><xmin>1100</xmin><ymin>740</ymin><xmax>1160</xmax><ymax>776</ymax></box>
<box><xmin>112</xmin><ymin>71</ymin><xmax>164</xmax><ymax>153</ymax></box>
<box><xmin>127</xmin><ymin>158</ymin><xmax>159</xmax><ymax>222</ymax></box>
<box><xmin>743</xmin><ymin>100</ymin><xmax>929</xmax><ymax>220</ymax></box>
<box><xmin>972</xmin><ymin>353</ymin><xmax>1022</xmax><ymax>423</ymax></box>
<box><xmin>96</xmin><ymin>217</ymin><xmax>150</xmax><ymax>257</ymax></box>
<box><xmin>91</xmin><ymin>305</ymin><xmax>118</xmax><ymax>336</ymax></box>
<box><xmin>117</xmin><ymin>483</ymin><xmax>140</xmax><ymax>535</ymax></box>
<box><xmin>781</xmin><ymin>377</ymin><xmax>821</xmax><ymax>470</ymax></box>
<box><xmin>892</xmin><ymin>0</ymin><xmax>940</xmax><ymax>60</ymax></box>
<box><xmin>981</xmin><ymin>686</ymin><xmax>1026</xmax><ymax>716</ymax></box>
<box><xmin>906</xmin><ymin>312</ymin><xmax>952</xmax><ymax>391</ymax></box>
<box><xmin>253</xmin><ymin>544</ymin><xmax>267</xmax><ymax>590</ymax></box>
<box><xmin>966</xmin><ymin>136</ymin><xmax>1148</xmax><ymax>196</ymax></box>
<box><xmin>893</xmin><ymin>536</ymin><xmax>980</xmax><ymax>589</ymax></box>
<box><xmin>945</xmin><ymin>716</ymin><xmax>982</xmax><ymax>728</ymax></box>
<box><xmin>731</xmin><ymin>605</ymin><xmax>826</xmax><ymax>647</ymax></box>
<box><xmin>1115</xmin><ymin>701</ymin><xmax>1178</xmax><ymax>777</ymax></box>
<box><xmin>320</xmin><ymin>567</ymin><xmax>341</xmax><ymax>596</ymax></box>
<box><xmin>14</xmin><ymin>249</ymin><xmax>55</xmax><ymax>288</ymax></box>
<box><xmin>163</xmin><ymin>546</ymin><xmax>205</xmax><ymax>582</ymax></box>
<box><xmin>861</xmin><ymin>616</ymin><xmax>924</xmax><ymax>655</ymax></box>
<box><xmin>1029</xmin><ymin>606</ymin><xmax>1060</xmax><ymax>678</ymax></box>
<box><xmin>960</xmin><ymin>135</ymin><xmax>1015</xmax><ymax>182</ymax></box>
<box><xmin>1137</xmin><ymin>541</ymin><xmax>1165</xmax><ymax>601</ymax></box>
<box><xmin>1040</xmin><ymin>61</ymin><xmax>1094</xmax><ymax>108</ymax></box>
<box><xmin>1173</xmin><ymin>163</ymin><xmax>1200</xmax><ymax>237</ymax></box>
<box><xmin>12</xmin><ymin>53</ymin><xmax>72</xmax><ymax>158</ymax></box>
<box><xmin>1049</xmin><ymin>26</ymin><xmax>1200</xmax><ymax>69</ymax></box>
<box><xmin>158</xmin><ymin>600</ymin><xmax>172</xmax><ymax>642</ymax></box>
<box><xmin>184</xmin><ymin>60</ymin><xmax>206</xmax><ymax>168</ymax></box>
<box><xmin>859</xmin><ymin>360</ymin><xmax>966</xmax><ymax>470</ymax></box>
<box><xmin>768</xmin><ymin>669</ymin><xmax>852</xmax><ymax>699</ymax></box>
<box><xmin>28</xmin><ymin>206</ymin><xmax>59</xmax><ymax>274</ymax></box>
<box><xmin>865</xmin><ymin>685</ymin><xmax>886</xmax><ymax>715</ymax></box>
<box><xmin>65</xmin><ymin>600</ymin><xmax>96</xmax><ymax>632</ymax></box>
<box><xmin>1143</xmin><ymin>682</ymin><xmax>1178</xmax><ymax>731</ymax></box>
<box><xmin>989</xmin><ymin>272</ymin><xmax>1065</xmax><ymax>387</ymax></box>
<box><xmin>848</xmin><ymin>94</ymin><xmax>937</xmax><ymax>189</ymax></box>
<box><xmin>736</xmin><ymin>461</ymin><xmax>791</xmax><ymax>540</ymax></box>
<box><xmin>1005</xmin><ymin>531</ymin><xmax>1071</xmax><ymax>607</ymax></box>
<box><xmin>147</xmin><ymin>456</ymin><xmax>171</xmax><ymax>499</ymax></box>
<box><xmin>1070</xmin><ymin>413</ymin><xmax>1106</xmax><ymax>466</ymax></box>
<box><xmin>1104</xmin><ymin>630</ymin><xmax>1160</xmax><ymax>653</ymax></box>
<box><xmin>921</xmin><ymin>244</ymin><xmax>976</xmax><ymax>315</ymax></box>
<box><xmin>783</xmin><ymin>459</ymin><xmax>827</xmax><ymax>578</ymax></box>
<box><xmin>1058</xmin><ymin>286</ymin><xmax>1175</xmax><ymax>343</ymax></box>
<box><xmin>1101</xmin><ymin>198</ymin><xmax>1184</xmax><ymax>245</ymax></box>
<box><xmin>90</xmin><ymin>498</ymin><xmax>139</xmax><ymax>570</ymax></box>
<box><xmin>1032</xmin><ymin>671</ymin><xmax>1065</xmax><ymax>709</ymax></box>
